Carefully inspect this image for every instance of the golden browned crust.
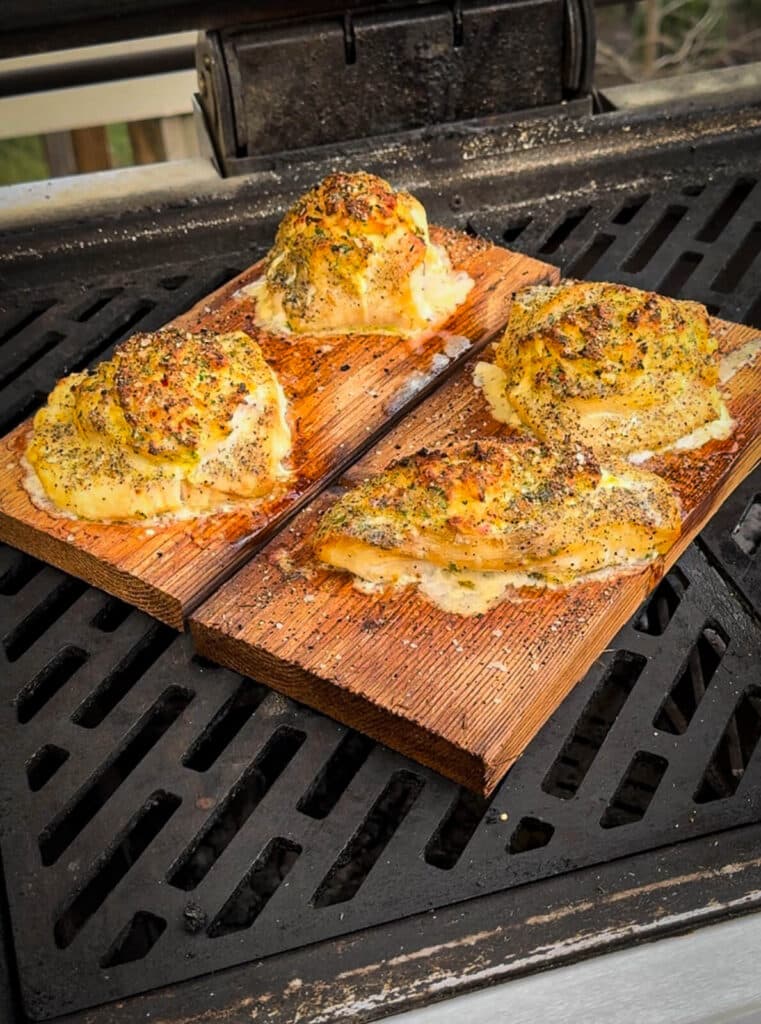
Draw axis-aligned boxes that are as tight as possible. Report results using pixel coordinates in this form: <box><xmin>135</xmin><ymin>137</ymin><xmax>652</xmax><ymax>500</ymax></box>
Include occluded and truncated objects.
<box><xmin>495</xmin><ymin>280</ymin><xmax>727</xmax><ymax>456</ymax></box>
<box><xmin>26</xmin><ymin>327</ymin><xmax>290</xmax><ymax>521</ymax></box>
<box><xmin>253</xmin><ymin>170</ymin><xmax>471</xmax><ymax>334</ymax></box>
<box><xmin>315</xmin><ymin>435</ymin><xmax>681</xmax><ymax>583</ymax></box>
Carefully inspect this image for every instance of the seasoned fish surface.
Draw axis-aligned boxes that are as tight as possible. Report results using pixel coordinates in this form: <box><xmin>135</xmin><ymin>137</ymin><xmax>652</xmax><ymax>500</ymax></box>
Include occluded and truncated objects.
<box><xmin>495</xmin><ymin>281</ymin><xmax>729</xmax><ymax>456</ymax></box>
<box><xmin>315</xmin><ymin>436</ymin><xmax>681</xmax><ymax>588</ymax></box>
<box><xmin>250</xmin><ymin>170</ymin><xmax>472</xmax><ymax>334</ymax></box>
<box><xmin>25</xmin><ymin>328</ymin><xmax>291</xmax><ymax>521</ymax></box>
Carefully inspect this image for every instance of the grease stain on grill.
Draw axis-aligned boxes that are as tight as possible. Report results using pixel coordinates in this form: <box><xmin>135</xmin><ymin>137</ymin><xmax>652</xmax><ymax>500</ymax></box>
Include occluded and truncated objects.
<box><xmin>634</xmin><ymin>567</ymin><xmax>689</xmax><ymax>636</ymax></box>
<box><xmin>508</xmin><ymin>816</ymin><xmax>554</xmax><ymax>854</ymax></box>
<box><xmin>168</xmin><ymin>726</ymin><xmax>305</xmax><ymax>891</ymax></box>
<box><xmin>297</xmin><ymin>731</ymin><xmax>374</xmax><ymax>819</ymax></box>
<box><xmin>712</xmin><ymin>223</ymin><xmax>761</xmax><ymax>293</ymax></box>
<box><xmin>601</xmin><ymin>752</ymin><xmax>668</xmax><ymax>828</ymax></box>
<box><xmin>696</xmin><ymin>178</ymin><xmax>756</xmax><ymax>242</ymax></box>
<box><xmin>26</xmin><ymin>744</ymin><xmax>69</xmax><ymax>792</ymax></box>
<box><xmin>695</xmin><ymin>687</ymin><xmax>761</xmax><ymax>803</ymax></box>
<box><xmin>54</xmin><ymin>791</ymin><xmax>181</xmax><ymax>949</ymax></box>
<box><xmin>623</xmin><ymin>205</ymin><xmax>688</xmax><ymax>272</ymax></box>
<box><xmin>539</xmin><ymin>206</ymin><xmax>591</xmax><ymax>254</ymax></box>
<box><xmin>313</xmin><ymin>771</ymin><xmax>424</xmax><ymax>907</ymax></box>
<box><xmin>183</xmin><ymin>678</ymin><xmax>269</xmax><ymax>773</ymax></box>
<box><xmin>16</xmin><ymin>646</ymin><xmax>89</xmax><ymax>723</ymax></box>
<box><xmin>654</xmin><ymin>624</ymin><xmax>729</xmax><ymax>736</ymax></box>
<box><xmin>3</xmin><ymin>577</ymin><xmax>88</xmax><ymax>662</ymax></box>
<box><xmin>611</xmin><ymin>194</ymin><xmax>649</xmax><ymax>225</ymax></box>
<box><xmin>732</xmin><ymin>494</ymin><xmax>761</xmax><ymax>557</ymax></box>
<box><xmin>543</xmin><ymin>651</ymin><xmax>647</xmax><ymax>799</ymax></box>
<box><xmin>0</xmin><ymin>552</ymin><xmax>42</xmax><ymax>596</ymax></box>
<box><xmin>39</xmin><ymin>685</ymin><xmax>193</xmax><ymax>867</ymax></box>
<box><xmin>208</xmin><ymin>838</ymin><xmax>302</xmax><ymax>937</ymax></box>
<box><xmin>425</xmin><ymin>788</ymin><xmax>489</xmax><ymax>869</ymax></box>
<box><xmin>101</xmin><ymin>911</ymin><xmax>166</xmax><ymax>968</ymax></box>
<box><xmin>71</xmin><ymin>624</ymin><xmax>176</xmax><ymax>729</ymax></box>
<box><xmin>566</xmin><ymin>233</ymin><xmax>614</xmax><ymax>278</ymax></box>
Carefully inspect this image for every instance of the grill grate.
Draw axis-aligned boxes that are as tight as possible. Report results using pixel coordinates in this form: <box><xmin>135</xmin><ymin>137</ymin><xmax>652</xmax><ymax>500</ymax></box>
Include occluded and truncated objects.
<box><xmin>1</xmin><ymin>166</ymin><xmax>761</xmax><ymax>1019</ymax></box>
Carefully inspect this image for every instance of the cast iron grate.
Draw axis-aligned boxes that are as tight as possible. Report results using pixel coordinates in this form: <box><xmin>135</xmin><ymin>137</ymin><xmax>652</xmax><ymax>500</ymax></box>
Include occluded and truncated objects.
<box><xmin>1</xmin><ymin>168</ymin><xmax>761</xmax><ymax>1018</ymax></box>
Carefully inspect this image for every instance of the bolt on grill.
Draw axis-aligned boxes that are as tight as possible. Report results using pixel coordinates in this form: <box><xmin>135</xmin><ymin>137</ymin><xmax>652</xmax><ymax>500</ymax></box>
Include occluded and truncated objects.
<box><xmin>1</xmin><ymin>164</ymin><xmax>761</xmax><ymax>1020</ymax></box>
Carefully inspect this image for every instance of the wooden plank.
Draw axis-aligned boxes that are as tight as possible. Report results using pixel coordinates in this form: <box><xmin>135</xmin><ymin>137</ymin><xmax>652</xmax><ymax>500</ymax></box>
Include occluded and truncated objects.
<box><xmin>0</xmin><ymin>231</ymin><xmax>556</xmax><ymax>630</ymax></box>
<box><xmin>191</xmin><ymin>318</ymin><xmax>761</xmax><ymax>795</ymax></box>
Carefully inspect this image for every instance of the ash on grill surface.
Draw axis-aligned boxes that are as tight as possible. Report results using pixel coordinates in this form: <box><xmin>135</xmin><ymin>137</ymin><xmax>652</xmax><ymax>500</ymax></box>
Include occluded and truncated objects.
<box><xmin>1</xmin><ymin>156</ymin><xmax>761</xmax><ymax>1021</ymax></box>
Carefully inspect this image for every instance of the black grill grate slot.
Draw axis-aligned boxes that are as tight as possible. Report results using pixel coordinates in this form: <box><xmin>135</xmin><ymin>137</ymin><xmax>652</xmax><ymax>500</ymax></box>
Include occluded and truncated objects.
<box><xmin>16</xmin><ymin>646</ymin><xmax>89</xmax><ymax>723</ymax></box>
<box><xmin>502</xmin><ymin>218</ymin><xmax>532</xmax><ymax>243</ymax></box>
<box><xmin>208</xmin><ymin>838</ymin><xmax>302</xmax><ymax>937</ymax></box>
<box><xmin>71</xmin><ymin>625</ymin><xmax>176</xmax><ymax>728</ymax></box>
<box><xmin>54</xmin><ymin>791</ymin><xmax>181</xmax><ymax>949</ymax></box>
<box><xmin>168</xmin><ymin>727</ymin><xmax>305</xmax><ymax>891</ymax></box>
<box><xmin>26</xmin><ymin>744</ymin><xmax>69</xmax><ymax>792</ymax></box>
<box><xmin>566</xmin><ymin>233</ymin><xmax>615</xmax><ymax>278</ymax></box>
<box><xmin>73</xmin><ymin>289</ymin><xmax>124</xmax><ymax>323</ymax></box>
<box><xmin>732</xmin><ymin>495</ymin><xmax>761</xmax><ymax>557</ymax></box>
<box><xmin>539</xmin><ymin>207</ymin><xmax>591</xmax><ymax>254</ymax></box>
<box><xmin>313</xmin><ymin>771</ymin><xmax>424</xmax><ymax>907</ymax></box>
<box><xmin>0</xmin><ymin>330</ymin><xmax>64</xmax><ymax>390</ymax></box>
<box><xmin>4</xmin><ymin>578</ymin><xmax>88</xmax><ymax>662</ymax></box>
<box><xmin>90</xmin><ymin>597</ymin><xmax>132</xmax><ymax>633</ymax></box>
<box><xmin>634</xmin><ymin>567</ymin><xmax>689</xmax><ymax>636</ymax></box>
<box><xmin>612</xmin><ymin>194</ymin><xmax>649</xmax><ymax>224</ymax></box>
<box><xmin>654</xmin><ymin>625</ymin><xmax>728</xmax><ymax>736</ymax></box>
<box><xmin>183</xmin><ymin>678</ymin><xmax>269</xmax><ymax>772</ymax></box>
<box><xmin>696</xmin><ymin>178</ymin><xmax>756</xmax><ymax>242</ymax></box>
<box><xmin>508</xmin><ymin>816</ymin><xmax>554</xmax><ymax>854</ymax></box>
<box><xmin>695</xmin><ymin>688</ymin><xmax>761</xmax><ymax>803</ymax></box>
<box><xmin>100</xmin><ymin>911</ymin><xmax>167</xmax><ymax>968</ymax></box>
<box><xmin>601</xmin><ymin>752</ymin><xmax>668</xmax><ymax>828</ymax></box>
<box><xmin>659</xmin><ymin>251</ymin><xmax>703</xmax><ymax>296</ymax></box>
<box><xmin>39</xmin><ymin>686</ymin><xmax>193</xmax><ymax>866</ymax></box>
<box><xmin>0</xmin><ymin>302</ymin><xmax>56</xmax><ymax>345</ymax></box>
<box><xmin>623</xmin><ymin>205</ymin><xmax>687</xmax><ymax>272</ymax></box>
<box><xmin>712</xmin><ymin>223</ymin><xmax>761</xmax><ymax>293</ymax></box>
<box><xmin>425</xmin><ymin>788</ymin><xmax>490</xmax><ymax>869</ymax></box>
<box><xmin>297</xmin><ymin>731</ymin><xmax>375</xmax><ymax>819</ymax></box>
<box><xmin>69</xmin><ymin>301</ymin><xmax>157</xmax><ymax>372</ymax></box>
<box><xmin>543</xmin><ymin>651</ymin><xmax>647</xmax><ymax>799</ymax></box>
<box><xmin>0</xmin><ymin>552</ymin><xmax>42</xmax><ymax>596</ymax></box>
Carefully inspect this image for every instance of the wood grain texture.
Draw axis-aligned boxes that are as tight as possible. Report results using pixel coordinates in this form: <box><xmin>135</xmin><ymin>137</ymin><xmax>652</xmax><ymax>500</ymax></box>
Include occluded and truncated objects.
<box><xmin>0</xmin><ymin>230</ymin><xmax>556</xmax><ymax>629</ymax></box>
<box><xmin>191</xmin><ymin>317</ymin><xmax>761</xmax><ymax>794</ymax></box>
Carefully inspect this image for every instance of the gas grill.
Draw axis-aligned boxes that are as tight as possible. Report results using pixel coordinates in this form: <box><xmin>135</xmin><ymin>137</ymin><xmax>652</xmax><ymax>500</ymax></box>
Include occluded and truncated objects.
<box><xmin>2</xmin><ymin>2</ymin><xmax>761</xmax><ymax>1021</ymax></box>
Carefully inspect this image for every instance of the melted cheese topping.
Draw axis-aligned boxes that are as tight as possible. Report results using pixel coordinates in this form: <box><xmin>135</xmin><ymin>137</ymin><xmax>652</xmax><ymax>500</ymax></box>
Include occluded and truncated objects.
<box><xmin>244</xmin><ymin>171</ymin><xmax>473</xmax><ymax>336</ymax></box>
<box><xmin>24</xmin><ymin>328</ymin><xmax>291</xmax><ymax>522</ymax></box>
<box><xmin>495</xmin><ymin>281</ymin><xmax>731</xmax><ymax>459</ymax></box>
<box><xmin>315</xmin><ymin>437</ymin><xmax>681</xmax><ymax>614</ymax></box>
